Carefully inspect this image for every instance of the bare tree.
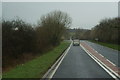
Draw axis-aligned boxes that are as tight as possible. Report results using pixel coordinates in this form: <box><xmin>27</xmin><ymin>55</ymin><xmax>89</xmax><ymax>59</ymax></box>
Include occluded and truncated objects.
<box><xmin>37</xmin><ymin>10</ymin><xmax>72</xmax><ymax>46</ymax></box>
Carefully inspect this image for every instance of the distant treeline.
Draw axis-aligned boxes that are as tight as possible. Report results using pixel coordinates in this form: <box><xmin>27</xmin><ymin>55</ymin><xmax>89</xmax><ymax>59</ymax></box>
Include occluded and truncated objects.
<box><xmin>2</xmin><ymin>10</ymin><xmax>72</xmax><ymax>69</ymax></box>
<box><xmin>73</xmin><ymin>17</ymin><xmax>120</xmax><ymax>44</ymax></box>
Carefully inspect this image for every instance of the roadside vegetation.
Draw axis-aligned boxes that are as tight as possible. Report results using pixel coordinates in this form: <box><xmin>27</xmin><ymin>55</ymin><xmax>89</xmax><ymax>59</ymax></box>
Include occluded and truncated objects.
<box><xmin>90</xmin><ymin>18</ymin><xmax>119</xmax><ymax>44</ymax></box>
<box><xmin>3</xmin><ymin>41</ymin><xmax>70</xmax><ymax>78</ymax></box>
<box><xmin>3</xmin><ymin>10</ymin><xmax>72</xmax><ymax>73</ymax></box>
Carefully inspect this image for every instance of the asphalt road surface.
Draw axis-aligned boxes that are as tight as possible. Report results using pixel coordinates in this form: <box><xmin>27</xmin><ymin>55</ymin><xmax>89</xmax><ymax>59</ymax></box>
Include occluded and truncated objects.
<box><xmin>84</xmin><ymin>41</ymin><xmax>119</xmax><ymax>67</ymax></box>
<box><xmin>53</xmin><ymin>44</ymin><xmax>112</xmax><ymax>78</ymax></box>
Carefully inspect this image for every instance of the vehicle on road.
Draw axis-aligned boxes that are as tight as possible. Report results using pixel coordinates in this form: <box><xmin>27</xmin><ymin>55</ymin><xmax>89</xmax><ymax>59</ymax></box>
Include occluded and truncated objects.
<box><xmin>73</xmin><ymin>39</ymin><xmax>80</xmax><ymax>46</ymax></box>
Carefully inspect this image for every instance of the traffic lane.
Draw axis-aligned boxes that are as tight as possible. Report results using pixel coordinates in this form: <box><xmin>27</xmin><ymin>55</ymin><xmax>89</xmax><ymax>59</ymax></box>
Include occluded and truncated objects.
<box><xmin>53</xmin><ymin>45</ymin><xmax>112</xmax><ymax>78</ymax></box>
<box><xmin>84</xmin><ymin>41</ymin><xmax>119</xmax><ymax>67</ymax></box>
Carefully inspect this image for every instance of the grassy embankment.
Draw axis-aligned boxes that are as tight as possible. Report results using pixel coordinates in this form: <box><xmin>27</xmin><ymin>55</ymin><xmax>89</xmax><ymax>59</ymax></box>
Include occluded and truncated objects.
<box><xmin>89</xmin><ymin>40</ymin><xmax>120</xmax><ymax>51</ymax></box>
<box><xmin>3</xmin><ymin>41</ymin><xmax>70</xmax><ymax>78</ymax></box>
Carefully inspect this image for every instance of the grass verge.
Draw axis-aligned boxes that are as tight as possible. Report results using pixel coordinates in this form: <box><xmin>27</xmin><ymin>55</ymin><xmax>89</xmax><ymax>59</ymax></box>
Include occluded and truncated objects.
<box><xmin>89</xmin><ymin>40</ymin><xmax>120</xmax><ymax>51</ymax></box>
<box><xmin>3</xmin><ymin>41</ymin><xmax>70</xmax><ymax>78</ymax></box>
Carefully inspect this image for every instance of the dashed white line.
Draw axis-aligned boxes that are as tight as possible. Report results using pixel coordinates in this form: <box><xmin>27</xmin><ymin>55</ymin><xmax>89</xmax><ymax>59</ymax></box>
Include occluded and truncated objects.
<box><xmin>106</xmin><ymin>59</ymin><xmax>116</xmax><ymax>66</ymax></box>
<box><xmin>95</xmin><ymin>51</ymin><xmax>98</xmax><ymax>53</ymax></box>
<box><xmin>99</xmin><ymin>54</ymin><xmax>104</xmax><ymax>57</ymax></box>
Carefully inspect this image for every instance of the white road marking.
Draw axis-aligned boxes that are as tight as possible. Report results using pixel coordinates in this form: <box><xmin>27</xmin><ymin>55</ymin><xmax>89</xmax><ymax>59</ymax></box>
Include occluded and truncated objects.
<box><xmin>88</xmin><ymin>41</ymin><xmax>118</xmax><ymax>53</ymax></box>
<box><xmin>80</xmin><ymin>44</ymin><xmax>119</xmax><ymax>80</ymax></box>
<box><xmin>85</xmin><ymin>42</ymin><xmax>117</xmax><ymax>67</ymax></box>
<box><xmin>42</xmin><ymin>41</ymin><xmax>72</xmax><ymax>79</ymax></box>
<box><xmin>106</xmin><ymin>59</ymin><xmax>116</xmax><ymax>66</ymax></box>
<box><xmin>49</xmin><ymin>42</ymin><xmax>72</xmax><ymax>78</ymax></box>
<box><xmin>95</xmin><ymin>51</ymin><xmax>98</xmax><ymax>53</ymax></box>
<box><xmin>99</xmin><ymin>54</ymin><xmax>104</xmax><ymax>57</ymax></box>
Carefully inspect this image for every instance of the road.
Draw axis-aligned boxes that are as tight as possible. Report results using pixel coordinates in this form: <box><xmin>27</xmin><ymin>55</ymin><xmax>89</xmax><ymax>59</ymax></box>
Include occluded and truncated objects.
<box><xmin>84</xmin><ymin>41</ymin><xmax>119</xmax><ymax>67</ymax></box>
<box><xmin>52</xmin><ymin>42</ymin><xmax>113</xmax><ymax>78</ymax></box>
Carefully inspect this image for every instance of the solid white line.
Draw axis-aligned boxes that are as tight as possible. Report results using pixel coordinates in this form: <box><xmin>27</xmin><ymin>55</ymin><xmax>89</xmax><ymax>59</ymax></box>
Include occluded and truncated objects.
<box><xmin>80</xmin><ymin>44</ymin><xmax>118</xmax><ymax>80</ymax></box>
<box><xmin>49</xmin><ymin>42</ymin><xmax>72</xmax><ymax>78</ymax></box>
<box><xmin>42</xmin><ymin>53</ymin><xmax>64</xmax><ymax>78</ymax></box>
<box><xmin>42</xmin><ymin>41</ymin><xmax>72</xmax><ymax>79</ymax></box>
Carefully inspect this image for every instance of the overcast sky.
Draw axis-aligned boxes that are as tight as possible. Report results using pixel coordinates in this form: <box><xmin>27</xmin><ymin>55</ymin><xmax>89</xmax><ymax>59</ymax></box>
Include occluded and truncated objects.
<box><xmin>2</xmin><ymin>2</ymin><xmax>118</xmax><ymax>29</ymax></box>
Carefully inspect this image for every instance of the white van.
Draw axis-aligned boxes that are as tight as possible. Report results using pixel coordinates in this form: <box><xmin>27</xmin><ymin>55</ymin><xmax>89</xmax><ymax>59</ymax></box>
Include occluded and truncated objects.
<box><xmin>73</xmin><ymin>39</ymin><xmax>80</xmax><ymax>46</ymax></box>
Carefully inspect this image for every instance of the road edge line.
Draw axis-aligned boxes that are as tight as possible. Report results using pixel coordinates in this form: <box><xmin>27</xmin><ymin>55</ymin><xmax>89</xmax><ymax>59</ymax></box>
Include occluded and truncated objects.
<box><xmin>42</xmin><ymin>41</ymin><xmax>72</xmax><ymax>79</ymax></box>
<box><xmin>49</xmin><ymin>42</ymin><xmax>72</xmax><ymax>78</ymax></box>
<box><xmin>80</xmin><ymin>44</ymin><xmax>119</xmax><ymax>80</ymax></box>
